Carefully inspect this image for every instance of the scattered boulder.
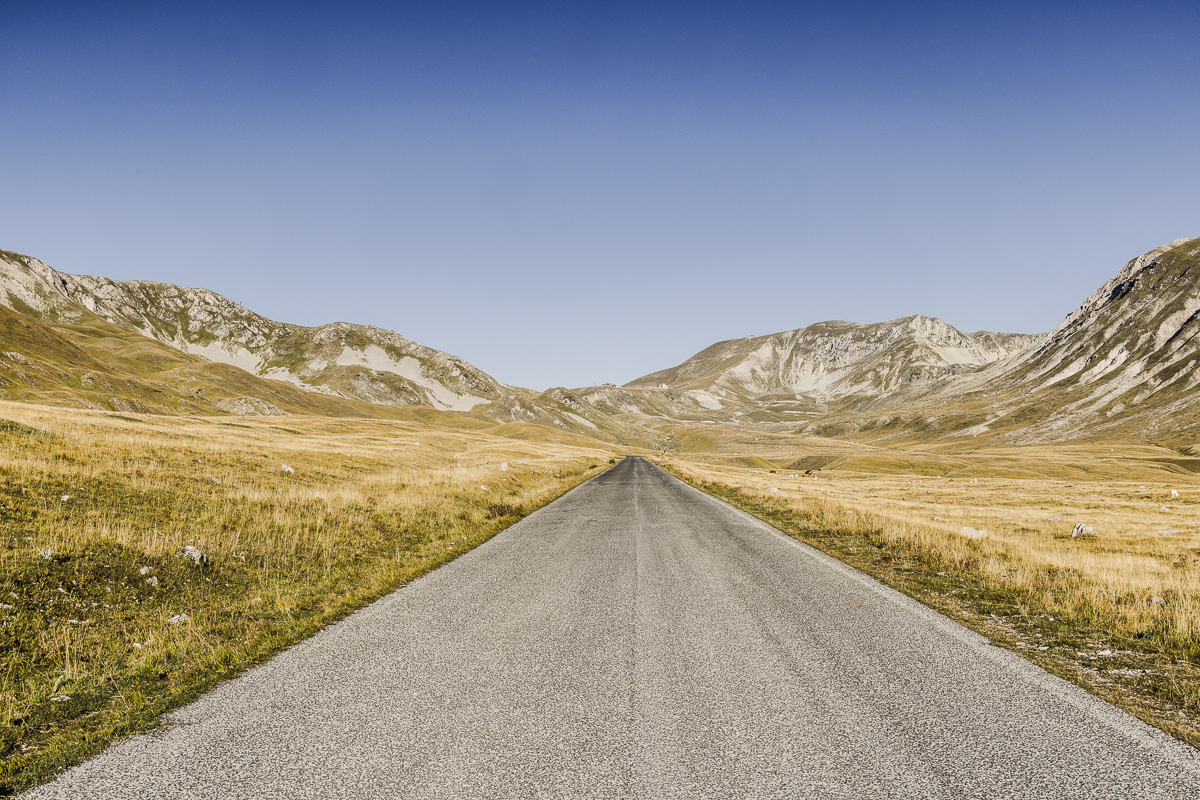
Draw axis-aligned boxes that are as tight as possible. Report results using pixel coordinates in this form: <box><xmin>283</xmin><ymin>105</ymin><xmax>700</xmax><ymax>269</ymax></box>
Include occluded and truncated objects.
<box><xmin>959</xmin><ymin>526</ymin><xmax>988</xmax><ymax>540</ymax></box>
<box><xmin>167</xmin><ymin>613</ymin><xmax>189</xmax><ymax>626</ymax></box>
<box><xmin>138</xmin><ymin>566</ymin><xmax>152</xmax><ymax>575</ymax></box>
<box><xmin>1171</xmin><ymin>489</ymin><xmax>1180</xmax><ymax>498</ymax></box>
<box><xmin>281</xmin><ymin>464</ymin><xmax>295</xmax><ymax>474</ymax></box>
<box><xmin>176</xmin><ymin>545</ymin><xmax>209</xmax><ymax>567</ymax></box>
<box><xmin>1071</xmin><ymin>523</ymin><xmax>1094</xmax><ymax>538</ymax></box>
<box><xmin>1151</xmin><ymin>596</ymin><xmax>1166</xmax><ymax>605</ymax></box>
<box><xmin>1159</xmin><ymin>506</ymin><xmax>1170</xmax><ymax>513</ymax></box>
<box><xmin>500</xmin><ymin>462</ymin><xmax>509</xmax><ymax>472</ymax></box>
<box><xmin>145</xmin><ymin>576</ymin><xmax>159</xmax><ymax>588</ymax></box>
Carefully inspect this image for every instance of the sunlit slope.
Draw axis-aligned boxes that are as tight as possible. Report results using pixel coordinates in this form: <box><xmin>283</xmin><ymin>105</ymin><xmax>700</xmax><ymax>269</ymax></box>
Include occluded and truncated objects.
<box><xmin>804</xmin><ymin>238</ymin><xmax>1200</xmax><ymax>447</ymax></box>
<box><xmin>627</xmin><ymin>315</ymin><xmax>1037</xmax><ymax>408</ymax></box>
<box><xmin>615</xmin><ymin>238</ymin><xmax>1200</xmax><ymax>449</ymax></box>
<box><xmin>980</xmin><ymin>236</ymin><xmax>1200</xmax><ymax>444</ymax></box>
<box><xmin>0</xmin><ymin>249</ymin><xmax>508</xmax><ymax>412</ymax></box>
<box><xmin>0</xmin><ymin>301</ymin><xmax>477</xmax><ymax>419</ymax></box>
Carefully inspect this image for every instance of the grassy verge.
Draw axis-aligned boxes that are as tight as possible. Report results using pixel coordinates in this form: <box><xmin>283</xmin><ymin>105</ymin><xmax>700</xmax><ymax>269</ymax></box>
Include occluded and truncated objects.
<box><xmin>661</xmin><ymin>462</ymin><xmax>1200</xmax><ymax>750</ymax></box>
<box><xmin>0</xmin><ymin>402</ymin><xmax>615</xmax><ymax>794</ymax></box>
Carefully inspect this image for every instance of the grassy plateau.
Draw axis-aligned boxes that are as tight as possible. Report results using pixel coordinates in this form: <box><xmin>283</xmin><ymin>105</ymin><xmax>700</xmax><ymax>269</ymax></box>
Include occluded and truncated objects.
<box><xmin>0</xmin><ymin>401</ymin><xmax>615</xmax><ymax>794</ymax></box>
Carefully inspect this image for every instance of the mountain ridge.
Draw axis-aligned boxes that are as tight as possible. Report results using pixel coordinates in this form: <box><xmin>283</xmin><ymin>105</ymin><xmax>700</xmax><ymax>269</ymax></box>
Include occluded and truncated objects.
<box><xmin>3</xmin><ymin>237</ymin><xmax>1199</xmax><ymax>450</ymax></box>
<box><xmin>0</xmin><ymin>250</ymin><xmax>507</xmax><ymax>412</ymax></box>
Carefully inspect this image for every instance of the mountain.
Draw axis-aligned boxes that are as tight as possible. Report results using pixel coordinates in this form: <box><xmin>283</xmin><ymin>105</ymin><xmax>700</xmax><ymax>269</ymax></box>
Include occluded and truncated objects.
<box><xmin>758</xmin><ymin>237</ymin><xmax>1200</xmax><ymax>447</ymax></box>
<box><xmin>617</xmin><ymin>237</ymin><xmax>1200</xmax><ymax>448</ymax></box>
<box><xmin>626</xmin><ymin>315</ymin><xmax>1039</xmax><ymax>413</ymax></box>
<box><xmin>944</xmin><ymin>235</ymin><xmax>1200</xmax><ymax>444</ymax></box>
<box><xmin>0</xmin><ymin>249</ymin><xmax>508</xmax><ymax>414</ymax></box>
<box><xmin>6</xmin><ymin>236</ymin><xmax>1200</xmax><ymax>451</ymax></box>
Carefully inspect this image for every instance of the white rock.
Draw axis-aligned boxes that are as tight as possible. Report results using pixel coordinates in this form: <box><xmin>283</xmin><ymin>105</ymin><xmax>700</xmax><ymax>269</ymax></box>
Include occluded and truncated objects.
<box><xmin>480</xmin><ymin>485</ymin><xmax>488</xmax><ymax>491</ymax></box>
<box><xmin>138</xmin><ymin>566</ymin><xmax>152</xmax><ymax>575</ymax></box>
<box><xmin>1071</xmin><ymin>523</ymin><xmax>1094</xmax><ymax>538</ymax></box>
<box><xmin>958</xmin><ymin>526</ymin><xmax>988</xmax><ymax>540</ymax></box>
<box><xmin>500</xmin><ymin>462</ymin><xmax>509</xmax><ymax>472</ymax></box>
<box><xmin>1171</xmin><ymin>489</ymin><xmax>1180</xmax><ymax>498</ymax></box>
<box><xmin>60</xmin><ymin>495</ymin><xmax>69</xmax><ymax>502</ymax></box>
<box><xmin>1151</xmin><ymin>596</ymin><xmax>1166</xmax><ymax>605</ymax></box>
<box><xmin>145</xmin><ymin>576</ymin><xmax>158</xmax><ymax>588</ymax></box>
<box><xmin>167</xmin><ymin>613</ymin><xmax>189</xmax><ymax>626</ymax></box>
<box><xmin>281</xmin><ymin>464</ymin><xmax>295</xmax><ymax>474</ymax></box>
<box><xmin>176</xmin><ymin>545</ymin><xmax>209</xmax><ymax>567</ymax></box>
<box><xmin>1159</xmin><ymin>506</ymin><xmax>1170</xmax><ymax>513</ymax></box>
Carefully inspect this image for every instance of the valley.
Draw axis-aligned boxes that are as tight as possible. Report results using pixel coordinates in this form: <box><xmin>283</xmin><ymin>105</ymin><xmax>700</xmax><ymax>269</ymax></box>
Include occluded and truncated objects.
<box><xmin>4</xmin><ymin>236</ymin><xmax>1200</xmax><ymax>790</ymax></box>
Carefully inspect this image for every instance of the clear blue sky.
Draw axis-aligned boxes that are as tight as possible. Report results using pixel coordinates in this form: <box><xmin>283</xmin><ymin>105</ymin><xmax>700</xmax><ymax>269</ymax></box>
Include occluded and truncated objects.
<box><xmin>2</xmin><ymin>1</ymin><xmax>1199</xmax><ymax>390</ymax></box>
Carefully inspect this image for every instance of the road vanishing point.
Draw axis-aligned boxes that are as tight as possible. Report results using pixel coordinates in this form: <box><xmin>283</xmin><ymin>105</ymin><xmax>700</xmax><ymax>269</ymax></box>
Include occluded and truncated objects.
<box><xmin>26</xmin><ymin>457</ymin><xmax>1200</xmax><ymax>799</ymax></box>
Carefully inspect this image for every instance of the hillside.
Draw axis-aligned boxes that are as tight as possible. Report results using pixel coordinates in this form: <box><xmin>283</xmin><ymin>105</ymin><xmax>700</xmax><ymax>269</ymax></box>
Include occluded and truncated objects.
<box><xmin>620</xmin><ymin>315</ymin><xmax>1038</xmax><ymax>428</ymax></box>
<box><xmin>788</xmin><ymin>238</ymin><xmax>1200</xmax><ymax>447</ymax></box>
<box><xmin>0</xmin><ymin>249</ymin><xmax>507</xmax><ymax>412</ymax></box>
<box><xmin>5</xmin><ymin>238</ymin><xmax>1200</xmax><ymax>451</ymax></box>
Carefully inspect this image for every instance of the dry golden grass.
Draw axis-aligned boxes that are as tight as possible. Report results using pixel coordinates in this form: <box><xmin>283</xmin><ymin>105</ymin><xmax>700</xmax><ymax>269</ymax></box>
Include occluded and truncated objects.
<box><xmin>0</xmin><ymin>400</ymin><xmax>616</xmax><ymax>792</ymax></box>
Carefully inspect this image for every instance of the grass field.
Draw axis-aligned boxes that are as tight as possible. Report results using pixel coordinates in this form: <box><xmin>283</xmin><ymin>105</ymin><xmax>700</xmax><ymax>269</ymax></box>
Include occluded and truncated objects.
<box><xmin>0</xmin><ymin>401</ymin><xmax>615</xmax><ymax>794</ymax></box>
<box><xmin>660</xmin><ymin>446</ymin><xmax>1200</xmax><ymax>747</ymax></box>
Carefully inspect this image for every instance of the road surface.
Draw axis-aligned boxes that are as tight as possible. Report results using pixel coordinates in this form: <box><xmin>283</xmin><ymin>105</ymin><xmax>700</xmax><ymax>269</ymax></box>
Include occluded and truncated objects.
<box><xmin>26</xmin><ymin>456</ymin><xmax>1200</xmax><ymax>798</ymax></box>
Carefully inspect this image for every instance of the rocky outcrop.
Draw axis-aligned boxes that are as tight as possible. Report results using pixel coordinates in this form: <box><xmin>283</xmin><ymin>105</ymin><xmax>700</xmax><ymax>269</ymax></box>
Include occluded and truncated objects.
<box><xmin>628</xmin><ymin>314</ymin><xmax>1039</xmax><ymax>407</ymax></box>
<box><xmin>963</xmin><ymin>236</ymin><xmax>1200</xmax><ymax>443</ymax></box>
<box><xmin>0</xmin><ymin>249</ymin><xmax>506</xmax><ymax>411</ymax></box>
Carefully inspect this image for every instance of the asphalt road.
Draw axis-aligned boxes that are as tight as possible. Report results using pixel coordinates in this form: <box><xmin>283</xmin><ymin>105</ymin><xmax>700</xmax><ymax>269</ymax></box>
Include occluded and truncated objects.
<box><xmin>26</xmin><ymin>456</ymin><xmax>1200</xmax><ymax>798</ymax></box>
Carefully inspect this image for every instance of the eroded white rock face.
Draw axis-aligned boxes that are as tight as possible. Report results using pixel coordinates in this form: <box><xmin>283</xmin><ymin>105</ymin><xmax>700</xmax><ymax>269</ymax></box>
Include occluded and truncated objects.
<box><xmin>0</xmin><ymin>250</ymin><xmax>506</xmax><ymax>411</ymax></box>
<box><xmin>973</xmin><ymin>236</ymin><xmax>1200</xmax><ymax>442</ymax></box>
<box><xmin>630</xmin><ymin>314</ymin><xmax>1039</xmax><ymax>404</ymax></box>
